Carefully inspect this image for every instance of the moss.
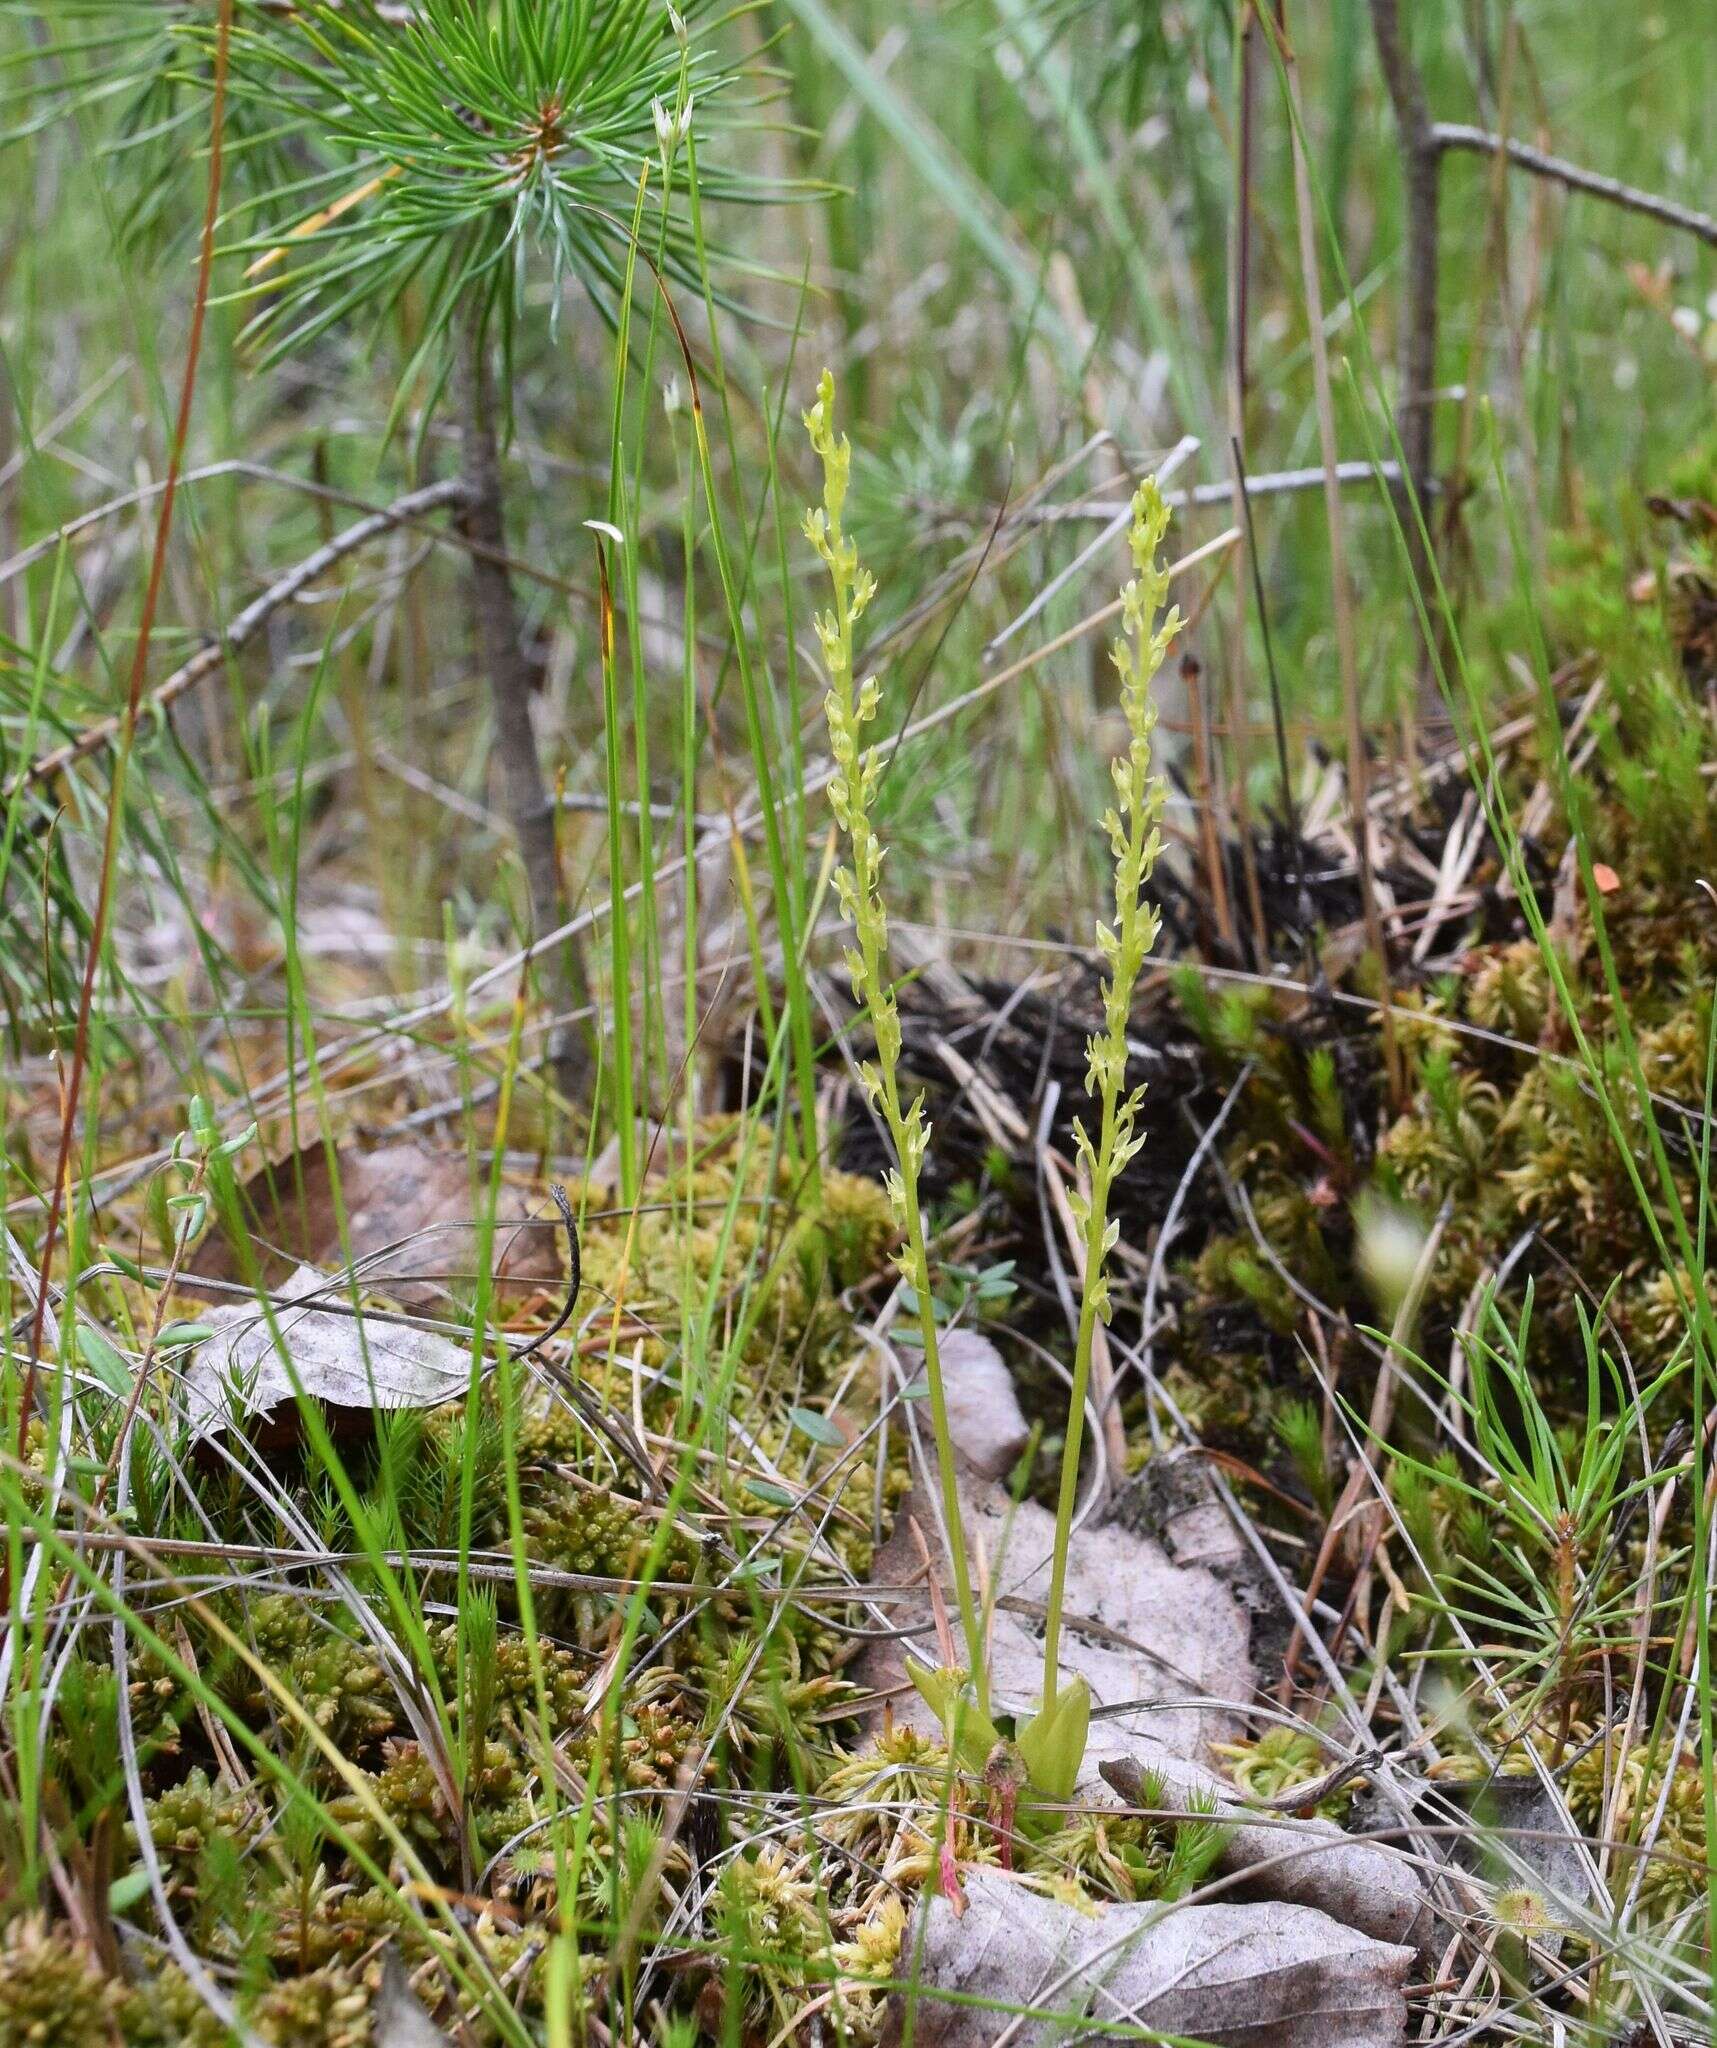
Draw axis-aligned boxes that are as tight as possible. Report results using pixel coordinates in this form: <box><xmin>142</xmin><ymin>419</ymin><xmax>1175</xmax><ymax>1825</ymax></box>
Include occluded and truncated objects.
<box><xmin>519</xmin><ymin>1485</ymin><xmax>702</xmax><ymax>1638</ymax></box>
<box><xmin>830</xmin><ymin>1894</ymin><xmax>906</xmax><ymax>2039</ymax></box>
<box><xmin>332</xmin><ymin>1737</ymin><xmax>532</xmax><ymax>1875</ymax></box>
<box><xmin>427</xmin><ymin>1621</ymin><xmax>583</xmax><ymax>1727</ymax></box>
<box><xmin>797</xmin><ymin>1168</ymin><xmax>898</xmax><ymax>1290</ymax></box>
<box><xmin>1211</xmin><ymin>1726</ymin><xmax>1357</xmax><ymax>1820</ymax></box>
<box><xmin>715</xmin><ymin>1842</ymin><xmax>825</xmax><ymax>2028</ymax></box>
<box><xmin>119</xmin><ymin>1958</ymin><xmax>234</xmax><ymax>2046</ymax></box>
<box><xmin>19</xmin><ymin>1142</ymin><xmax>908</xmax><ymax>2039</ymax></box>
<box><xmin>138</xmin><ymin>1766</ymin><xmax>253</xmax><ymax>1868</ymax></box>
<box><xmin>1465</xmin><ymin>940</ymin><xmax>1552</xmax><ymax>1046</ymax></box>
<box><xmin>263</xmin><ymin>1871</ymin><xmax>405</xmax><ymax>1973</ymax></box>
<box><xmin>123</xmin><ymin>1645</ymin><xmax>190</xmax><ymax>1767</ymax></box>
<box><xmin>0</xmin><ymin>1918</ymin><xmax>119</xmax><ymax>2048</ymax></box>
<box><xmin>567</xmin><ymin>1696</ymin><xmax>699</xmax><ymax>1794</ymax></box>
<box><xmin>574</xmin><ymin>1136</ymin><xmax>897</xmax><ymax>1385</ymax></box>
<box><xmin>1030</xmin><ymin>1808</ymin><xmax>1184</xmax><ymax>1903</ymax></box>
<box><xmin>293</xmin><ymin>1638</ymin><xmax>399</xmax><ymax>1750</ymax></box>
<box><xmin>1568</xmin><ymin>1742</ymin><xmax>1709</xmax><ymax>1920</ymax></box>
<box><xmin>248</xmin><ymin>1963</ymin><xmax>369</xmax><ymax>2048</ymax></box>
<box><xmin>687</xmin><ymin>1630</ymin><xmax>847</xmax><ymax>1768</ymax></box>
<box><xmin>1158</xmin><ymin>1352</ymin><xmax>1274</xmax><ymax>1453</ymax></box>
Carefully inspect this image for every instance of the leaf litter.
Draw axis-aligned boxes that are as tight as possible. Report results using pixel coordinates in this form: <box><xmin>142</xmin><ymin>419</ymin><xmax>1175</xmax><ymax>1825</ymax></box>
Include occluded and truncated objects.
<box><xmin>180</xmin><ymin>1263</ymin><xmax>476</xmax><ymax>1441</ymax></box>
<box><xmin>864</xmin><ymin>1333</ymin><xmax>1427</xmax><ymax>2042</ymax></box>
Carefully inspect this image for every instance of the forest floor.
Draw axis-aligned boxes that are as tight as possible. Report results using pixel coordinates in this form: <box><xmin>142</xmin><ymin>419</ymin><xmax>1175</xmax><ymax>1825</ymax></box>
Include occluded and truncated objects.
<box><xmin>6</xmin><ymin>461</ymin><xmax>1717</xmax><ymax>2048</ymax></box>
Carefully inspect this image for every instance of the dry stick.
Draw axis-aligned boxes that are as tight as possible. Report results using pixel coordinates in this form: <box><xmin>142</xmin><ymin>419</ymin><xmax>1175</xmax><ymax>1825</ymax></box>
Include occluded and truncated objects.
<box><xmin>456</xmin><ymin>303</ymin><xmax>593</xmax><ymax>1098</ymax></box>
<box><xmin>1272</xmin><ymin>4</ymin><xmax>1402</xmax><ymax>1104</ymax></box>
<box><xmin>16</xmin><ymin>0</ymin><xmax>232</xmax><ymax>1445</ymax></box>
<box><xmin>1432</xmin><ymin>123</ymin><xmax>1717</xmax><ymax>248</ymax></box>
<box><xmin>1371</xmin><ymin>0</ymin><xmax>1717</xmax><ymax>562</ymax></box>
<box><xmin>1180</xmin><ymin>651</ymin><xmax>1235</xmax><ymax>948</ymax></box>
<box><xmin>920</xmin><ymin>462</ymin><xmax>1409</xmax><ymax>534</ymax></box>
<box><xmin>10</xmin><ymin>478</ymin><xmax>468</xmax><ymax>797</ymax></box>
<box><xmin>0</xmin><ymin>458</ymin><xmax>602</xmax><ymax>613</ymax></box>
<box><xmin>1224</xmin><ymin>3</ymin><xmax>1269</xmax><ymax>961</ymax></box>
<box><xmin>1369</xmin><ymin>0</ymin><xmax>1441</xmax><ymax>635</ymax></box>
<box><xmin>1442</xmin><ymin>24</ymin><xmax>1525</xmax><ymax>592</ymax></box>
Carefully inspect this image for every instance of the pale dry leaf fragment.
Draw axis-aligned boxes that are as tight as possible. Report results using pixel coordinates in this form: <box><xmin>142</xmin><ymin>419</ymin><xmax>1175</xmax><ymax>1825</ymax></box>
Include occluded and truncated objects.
<box><xmin>860</xmin><ymin>1475</ymin><xmax>1254</xmax><ymax>1774</ymax></box>
<box><xmin>863</xmin><ymin>1338</ymin><xmax>1254</xmax><ymax>1774</ymax></box>
<box><xmin>868</xmin><ymin>1344</ymin><xmax>1431</xmax><ymax>1955</ymax></box>
<box><xmin>182</xmin><ymin>1265</ymin><xmax>473</xmax><ymax>1441</ymax></box>
<box><xmin>373</xmin><ymin>1947</ymin><xmax>454</xmax><ymax>2048</ymax></box>
<box><xmin>906</xmin><ymin>1329</ymin><xmax>1030</xmax><ymax>1481</ymax></box>
<box><xmin>884</xmin><ymin>1869</ymin><xmax>1412</xmax><ymax>2048</ymax></box>
<box><xmin>1100</xmin><ymin>1750</ymin><xmax>1432</xmax><ymax>1953</ymax></box>
<box><xmin>188</xmin><ymin>1141</ymin><xmax>559</xmax><ymax>1311</ymax></box>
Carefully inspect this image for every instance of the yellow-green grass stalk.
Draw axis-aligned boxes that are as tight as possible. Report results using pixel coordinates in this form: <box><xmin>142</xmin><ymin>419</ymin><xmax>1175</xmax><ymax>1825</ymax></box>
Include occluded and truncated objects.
<box><xmin>1040</xmin><ymin>478</ymin><xmax>1178</xmax><ymax>1705</ymax></box>
<box><xmin>803</xmin><ymin>370</ymin><xmax>987</xmax><ymax>1710</ymax></box>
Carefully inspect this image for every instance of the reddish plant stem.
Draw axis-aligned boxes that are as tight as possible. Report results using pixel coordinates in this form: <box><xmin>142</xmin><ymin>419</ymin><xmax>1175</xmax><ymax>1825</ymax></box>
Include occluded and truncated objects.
<box><xmin>1369</xmin><ymin>0</ymin><xmax>1442</xmax><ymax>612</ymax></box>
<box><xmin>18</xmin><ymin>1</ymin><xmax>235</xmax><ymax>1444</ymax></box>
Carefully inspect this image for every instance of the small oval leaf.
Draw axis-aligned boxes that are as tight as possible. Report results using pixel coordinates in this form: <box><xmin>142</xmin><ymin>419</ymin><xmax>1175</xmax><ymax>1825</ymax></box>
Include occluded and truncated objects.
<box><xmin>788</xmin><ymin>1405</ymin><xmax>844</xmax><ymax>1447</ymax></box>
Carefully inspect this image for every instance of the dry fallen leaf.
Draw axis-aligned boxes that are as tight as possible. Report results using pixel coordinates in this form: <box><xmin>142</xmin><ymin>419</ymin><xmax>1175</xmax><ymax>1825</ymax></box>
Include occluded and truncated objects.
<box><xmin>861</xmin><ymin>1473</ymin><xmax>1254</xmax><ymax>1771</ymax></box>
<box><xmin>189</xmin><ymin>1141</ymin><xmax>561</xmax><ymax>1311</ymax></box>
<box><xmin>372</xmin><ymin>1948</ymin><xmax>454</xmax><ymax>2048</ymax></box>
<box><xmin>181</xmin><ymin>1265</ymin><xmax>474</xmax><ymax>1442</ymax></box>
<box><xmin>860</xmin><ymin>1341</ymin><xmax>1255</xmax><ymax>1776</ymax></box>
<box><xmin>1100</xmin><ymin>1751</ymin><xmax>1429</xmax><ymax>1953</ymax></box>
<box><xmin>864</xmin><ymin>1340</ymin><xmax>1431</xmax><ymax>1955</ymax></box>
<box><xmin>911</xmin><ymin>1329</ymin><xmax>1031</xmax><ymax>1482</ymax></box>
<box><xmin>884</xmin><ymin>1870</ymin><xmax>1412</xmax><ymax>2048</ymax></box>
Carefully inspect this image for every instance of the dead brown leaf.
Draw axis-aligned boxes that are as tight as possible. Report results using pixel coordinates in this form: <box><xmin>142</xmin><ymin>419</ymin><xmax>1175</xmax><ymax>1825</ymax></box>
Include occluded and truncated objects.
<box><xmin>188</xmin><ymin>1142</ymin><xmax>560</xmax><ymax>1311</ymax></box>
<box><xmin>182</xmin><ymin>1264</ymin><xmax>473</xmax><ymax>1441</ymax></box>
<box><xmin>884</xmin><ymin>1871</ymin><xmax>1412</xmax><ymax>2048</ymax></box>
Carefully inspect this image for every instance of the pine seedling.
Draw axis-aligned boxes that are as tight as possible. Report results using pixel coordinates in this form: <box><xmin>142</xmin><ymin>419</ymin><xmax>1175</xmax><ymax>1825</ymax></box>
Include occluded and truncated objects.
<box><xmin>802</xmin><ymin>371</ymin><xmax>988</xmax><ymax>1716</ymax></box>
<box><xmin>226</xmin><ymin>0</ymin><xmax>762</xmax><ymax>1094</ymax></box>
<box><xmin>1040</xmin><ymin>478</ymin><xmax>1177</xmax><ymax>1719</ymax></box>
<box><xmin>3</xmin><ymin>0</ymin><xmax>787</xmax><ymax>1105</ymax></box>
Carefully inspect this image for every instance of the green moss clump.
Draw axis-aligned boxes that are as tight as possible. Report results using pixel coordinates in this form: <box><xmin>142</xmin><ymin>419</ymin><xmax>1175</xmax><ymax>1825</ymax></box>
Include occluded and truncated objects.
<box><xmin>248</xmin><ymin>1962</ymin><xmax>369</xmax><ymax>2048</ymax></box>
<box><xmin>797</xmin><ymin>1168</ymin><xmax>897</xmax><ymax>1290</ymax></box>
<box><xmin>576</xmin><ymin>1136</ymin><xmax>897</xmax><ymax>1383</ymax></box>
<box><xmin>1569</xmin><ymin>1742</ymin><xmax>1709</xmax><ymax>1920</ymax></box>
<box><xmin>521</xmin><ymin>1486</ymin><xmax>701</xmax><ymax>1638</ymax></box>
<box><xmin>1212</xmin><ymin>1725</ymin><xmax>1356</xmax><ymax>1820</ymax></box>
<box><xmin>715</xmin><ymin>1842</ymin><xmax>826</xmax><ymax>2031</ymax></box>
<box><xmin>0</xmin><ymin>1918</ymin><xmax>119</xmax><ymax>2048</ymax></box>
<box><xmin>119</xmin><ymin>1958</ymin><xmax>234</xmax><ymax>2046</ymax></box>
<box><xmin>1465</xmin><ymin>940</ymin><xmax>1551</xmax><ymax>1045</ymax></box>
<box><xmin>139</xmin><ymin>1766</ymin><xmax>253</xmax><ymax>1868</ymax></box>
<box><xmin>210</xmin><ymin>1603</ymin><xmax>397</xmax><ymax>1756</ymax></box>
<box><xmin>567</xmin><ymin>1696</ymin><xmax>698</xmax><ymax>1793</ymax></box>
<box><xmin>427</xmin><ymin>1621</ymin><xmax>582</xmax><ymax>1726</ymax></box>
<box><xmin>288</xmin><ymin>1637</ymin><xmax>398</xmax><ymax>1750</ymax></box>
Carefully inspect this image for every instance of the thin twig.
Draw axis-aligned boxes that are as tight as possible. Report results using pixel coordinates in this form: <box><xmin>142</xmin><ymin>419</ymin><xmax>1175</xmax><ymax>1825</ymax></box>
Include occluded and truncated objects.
<box><xmin>1225</xmin><ymin>4</ymin><xmax>1269</xmax><ymax>960</ymax></box>
<box><xmin>10</xmin><ymin>478</ymin><xmax>468</xmax><ymax>797</ymax></box>
<box><xmin>1368</xmin><ymin>0</ymin><xmax>1442</xmax><ymax>615</ymax></box>
<box><xmin>1432</xmin><ymin>123</ymin><xmax>1717</xmax><ymax>247</ymax></box>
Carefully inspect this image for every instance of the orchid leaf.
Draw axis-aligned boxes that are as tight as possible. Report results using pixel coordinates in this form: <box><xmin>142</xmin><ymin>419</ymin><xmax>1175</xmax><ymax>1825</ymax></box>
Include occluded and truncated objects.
<box><xmin>907</xmin><ymin>1661</ymin><xmax>1004</xmax><ymax>1773</ymax></box>
<box><xmin>1016</xmin><ymin>1675</ymin><xmax>1090</xmax><ymax>1803</ymax></box>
